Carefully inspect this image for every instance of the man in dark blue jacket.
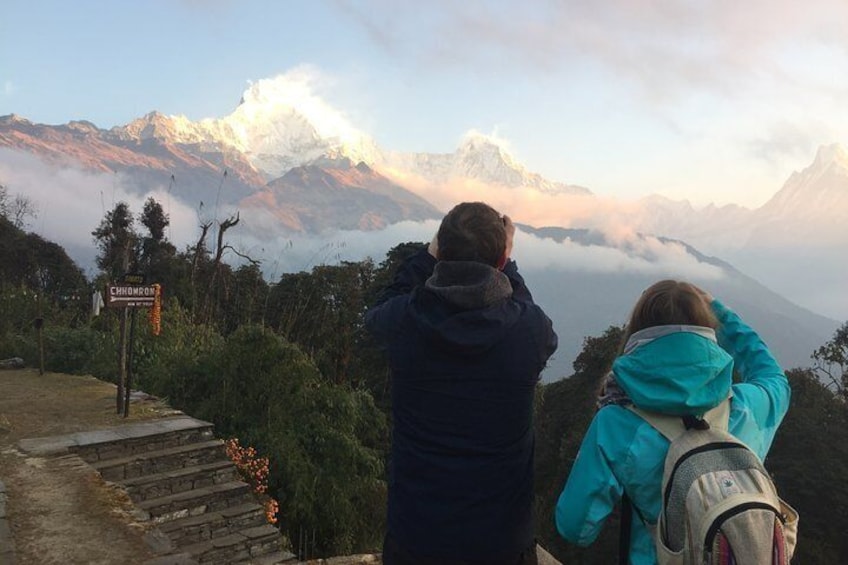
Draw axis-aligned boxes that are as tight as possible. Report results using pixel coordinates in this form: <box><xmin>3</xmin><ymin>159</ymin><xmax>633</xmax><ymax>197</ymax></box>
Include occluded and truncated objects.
<box><xmin>365</xmin><ymin>202</ymin><xmax>558</xmax><ymax>565</ymax></box>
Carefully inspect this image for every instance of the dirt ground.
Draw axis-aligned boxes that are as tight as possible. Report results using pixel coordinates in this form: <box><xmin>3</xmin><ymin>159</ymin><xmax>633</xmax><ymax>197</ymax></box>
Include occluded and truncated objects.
<box><xmin>0</xmin><ymin>368</ymin><xmax>180</xmax><ymax>564</ymax></box>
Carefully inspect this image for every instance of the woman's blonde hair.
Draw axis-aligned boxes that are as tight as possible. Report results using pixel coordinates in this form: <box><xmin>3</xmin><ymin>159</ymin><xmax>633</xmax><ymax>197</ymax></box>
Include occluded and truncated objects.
<box><xmin>622</xmin><ymin>279</ymin><xmax>718</xmax><ymax>345</ymax></box>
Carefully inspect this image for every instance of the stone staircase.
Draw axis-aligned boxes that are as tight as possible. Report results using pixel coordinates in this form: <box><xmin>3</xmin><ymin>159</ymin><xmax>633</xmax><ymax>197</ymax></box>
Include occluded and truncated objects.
<box><xmin>68</xmin><ymin>416</ymin><xmax>295</xmax><ymax>564</ymax></box>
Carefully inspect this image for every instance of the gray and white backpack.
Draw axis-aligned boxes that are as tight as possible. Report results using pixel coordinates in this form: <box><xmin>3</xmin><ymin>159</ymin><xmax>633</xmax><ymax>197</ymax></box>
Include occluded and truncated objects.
<box><xmin>629</xmin><ymin>400</ymin><xmax>799</xmax><ymax>565</ymax></box>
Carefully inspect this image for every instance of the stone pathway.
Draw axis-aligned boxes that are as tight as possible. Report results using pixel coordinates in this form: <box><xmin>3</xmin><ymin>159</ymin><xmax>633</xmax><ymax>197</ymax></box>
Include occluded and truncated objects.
<box><xmin>16</xmin><ymin>416</ymin><xmax>293</xmax><ymax>564</ymax></box>
<box><xmin>0</xmin><ymin>479</ymin><xmax>14</xmax><ymax>565</ymax></box>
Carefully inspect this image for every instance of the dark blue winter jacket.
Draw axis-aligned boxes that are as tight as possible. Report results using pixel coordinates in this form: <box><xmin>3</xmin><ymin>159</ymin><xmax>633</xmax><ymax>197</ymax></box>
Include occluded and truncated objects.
<box><xmin>365</xmin><ymin>249</ymin><xmax>558</xmax><ymax>562</ymax></box>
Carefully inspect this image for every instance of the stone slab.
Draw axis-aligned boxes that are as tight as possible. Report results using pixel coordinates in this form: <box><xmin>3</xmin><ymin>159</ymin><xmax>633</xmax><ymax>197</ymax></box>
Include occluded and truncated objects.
<box><xmin>0</xmin><ymin>479</ymin><xmax>14</xmax><ymax>565</ymax></box>
<box><xmin>253</xmin><ymin>550</ymin><xmax>297</xmax><ymax>565</ymax></box>
<box><xmin>17</xmin><ymin>417</ymin><xmax>213</xmax><ymax>456</ymax></box>
<box><xmin>0</xmin><ymin>519</ymin><xmax>14</xmax><ymax>565</ymax></box>
<box><xmin>142</xmin><ymin>553</ymin><xmax>199</xmax><ymax>565</ymax></box>
<box><xmin>210</xmin><ymin>532</ymin><xmax>244</xmax><ymax>548</ymax></box>
<box><xmin>241</xmin><ymin>523</ymin><xmax>279</xmax><ymax>540</ymax></box>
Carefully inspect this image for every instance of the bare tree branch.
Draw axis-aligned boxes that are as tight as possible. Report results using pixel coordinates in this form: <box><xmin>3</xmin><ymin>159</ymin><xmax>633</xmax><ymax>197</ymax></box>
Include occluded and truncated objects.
<box><xmin>222</xmin><ymin>244</ymin><xmax>261</xmax><ymax>266</ymax></box>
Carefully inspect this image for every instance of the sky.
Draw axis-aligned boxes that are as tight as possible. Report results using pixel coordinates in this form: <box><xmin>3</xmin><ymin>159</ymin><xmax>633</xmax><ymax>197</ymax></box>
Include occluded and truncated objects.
<box><xmin>2</xmin><ymin>0</ymin><xmax>847</xmax><ymax>208</ymax></box>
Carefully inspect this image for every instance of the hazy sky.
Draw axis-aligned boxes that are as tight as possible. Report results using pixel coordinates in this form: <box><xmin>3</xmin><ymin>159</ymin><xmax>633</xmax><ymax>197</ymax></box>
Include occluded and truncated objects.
<box><xmin>2</xmin><ymin>0</ymin><xmax>847</xmax><ymax>207</ymax></box>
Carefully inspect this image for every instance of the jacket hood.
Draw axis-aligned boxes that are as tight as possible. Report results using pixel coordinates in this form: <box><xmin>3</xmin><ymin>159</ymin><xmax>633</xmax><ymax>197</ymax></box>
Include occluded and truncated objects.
<box><xmin>410</xmin><ymin>260</ymin><xmax>520</xmax><ymax>354</ymax></box>
<box><xmin>613</xmin><ymin>325</ymin><xmax>733</xmax><ymax>416</ymax></box>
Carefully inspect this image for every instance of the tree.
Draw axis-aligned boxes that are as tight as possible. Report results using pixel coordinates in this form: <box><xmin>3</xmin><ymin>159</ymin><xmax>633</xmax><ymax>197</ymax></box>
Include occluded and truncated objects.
<box><xmin>812</xmin><ymin>322</ymin><xmax>848</xmax><ymax>397</ymax></box>
<box><xmin>92</xmin><ymin>202</ymin><xmax>139</xmax><ymax>414</ymax></box>
<box><xmin>221</xmin><ymin>263</ymin><xmax>269</xmax><ymax>333</ymax></box>
<box><xmin>92</xmin><ymin>202</ymin><xmax>138</xmax><ymax>280</ymax></box>
<box><xmin>0</xmin><ymin>216</ymin><xmax>88</xmax><ymax>342</ymax></box>
<box><xmin>0</xmin><ymin>216</ymin><xmax>86</xmax><ymax>298</ymax></box>
<box><xmin>140</xmin><ymin>197</ymin><xmax>169</xmax><ymax>242</ymax></box>
<box><xmin>151</xmin><ymin>325</ymin><xmax>388</xmax><ymax>557</ymax></box>
<box><xmin>135</xmin><ymin>197</ymin><xmax>193</xmax><ymax>309</ymax></box>
<box><xmin>267</xmin><ymin>261</ymin><xmax>376</xmax><ymax>386</ymax></box>
<box><xmin>0</xmin><ymin>183</ymin><xmax>38</xmax><ymax>229</ymax></box>
<box><xmin>767</xmin><ymin>368</ymin><xmax>848</xmax><ymax>563</ymax></box>
<box><xmin>534</xmin><ymin>326</ymin><xmax>625</xmax><ymax>564</ymax></box>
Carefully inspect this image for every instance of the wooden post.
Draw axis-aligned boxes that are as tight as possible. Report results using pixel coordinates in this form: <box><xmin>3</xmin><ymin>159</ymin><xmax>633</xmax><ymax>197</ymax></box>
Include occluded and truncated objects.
<box><xmin>116</xmin><ymin>239</ymin><xmax>131</xmax><ymax>415</ymax></box>
<box><xmin>123</xmin><ymin>308</ymin><xmax>137</xmax><ymax>418</ymax></box>
<box><xmin>117</xmin><ymin>308</ymin><xmax>128</xmax><ymax>414</ymax></box>
<box><xmin>35</xmin><ymin>315</ymin><xmax>45</xmax><ymax>376</ymax></box>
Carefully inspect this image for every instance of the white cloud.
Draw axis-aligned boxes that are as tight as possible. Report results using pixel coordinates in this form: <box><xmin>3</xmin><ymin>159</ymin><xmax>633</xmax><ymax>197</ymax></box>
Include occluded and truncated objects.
<box><xmin>0</xmin><ymin>149</ymin><xmax>198</xmax><ymax>263</ymax></box>
<box><xmin>336</xmin><ymin>1</ymin><xmax>848</xmax><ymax>99</ymax></box>
<box><xmin>226</xmin><ymin>210</ymin><xmax>724</xmax><ymax>283</ymax></box>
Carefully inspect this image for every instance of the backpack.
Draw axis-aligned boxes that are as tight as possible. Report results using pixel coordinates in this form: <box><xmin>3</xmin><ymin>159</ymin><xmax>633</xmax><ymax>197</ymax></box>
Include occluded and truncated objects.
<box><xmin>628</xmin><ymin>400</ymin><xmax>799</xmax><ymax>565</ymax></box>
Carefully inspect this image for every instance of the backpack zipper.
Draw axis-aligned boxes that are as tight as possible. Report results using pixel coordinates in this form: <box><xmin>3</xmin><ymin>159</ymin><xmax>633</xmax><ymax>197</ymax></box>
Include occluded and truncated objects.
<box><xmin>703</xmin><ymin>501</ymin><xmax>784</xmax><ymax>552</ymax></box>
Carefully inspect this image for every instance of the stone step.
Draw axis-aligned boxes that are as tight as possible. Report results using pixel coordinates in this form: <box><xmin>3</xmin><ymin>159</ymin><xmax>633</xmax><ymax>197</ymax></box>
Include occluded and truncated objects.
<box><xmin>158</xmin><ymin>502</ymin><xmax>267</xmax><ymax>546</ymax></box>
<box><xmin>236</xmin><ymin>524</ymin><xmax>284</xmax><ymax>564</ymax></box>
<box><xmin>181</xmin><ymin>524</ymin><xmax>282</xmax><ymax>564</ymax></box>
<box><xmin>93</xmin><ymin>439</ymin><xmax>226</xmax><ymax>482</ymax></box>
<box><xmin>142</xmin><ymin>553</ymin><xmax>199</xmax><ymax>565</ymax></box>
<box><xmin>18</xmin><ymin>416</ymin><xmax>215</xmax><ymax>459</ymax></box>
<box><xmin>123</xmin><ymin>460</ymin><xmax>239</xmax><ymax>502</ymax></box>
<box><xmin>139</xmin><ymin>480</ymin><xmax>252</xmax><ymax>524</ymax></box>
<box><xmin>74</xmin><ymin>417</ymin><xmax>215</xmax><ymax>463</ymax></box>
<box><xmin>247</xmin><ymin>549</ymin><xmax>297</xmax><ymax>564</ymax></box>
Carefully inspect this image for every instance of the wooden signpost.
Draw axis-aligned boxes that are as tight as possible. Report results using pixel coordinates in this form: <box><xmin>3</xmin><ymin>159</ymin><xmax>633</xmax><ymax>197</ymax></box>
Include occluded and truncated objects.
<box><xmin>106</xmin><ymin>278</ymin><xmax>161</xmax><ymax>417</ymax></box>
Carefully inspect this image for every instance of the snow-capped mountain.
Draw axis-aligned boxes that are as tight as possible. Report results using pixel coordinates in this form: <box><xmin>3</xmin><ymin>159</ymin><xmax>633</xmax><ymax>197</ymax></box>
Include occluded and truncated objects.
<box><xmin>382</xmin><ymin>131</ymin><xmax>589</xmax><ymax>195</ymax></box>
<box><xmin>110</xmin><ymin>76</ymin><xmax>383</xmax><ymax>181</ymax></box>
<box><xmin>752</xmin><ymin>143</ymin><xmax>848</xmax><ymax>237</ymax></box>
<box><xmin>622</xmin><ymin>142</ymin><xmax>848</xmax><ymax>252</ymax></box>
<box><xmin>104</xmin><ymin>73</ymin><xmax>585</xmax><ymax>196</ymax></box>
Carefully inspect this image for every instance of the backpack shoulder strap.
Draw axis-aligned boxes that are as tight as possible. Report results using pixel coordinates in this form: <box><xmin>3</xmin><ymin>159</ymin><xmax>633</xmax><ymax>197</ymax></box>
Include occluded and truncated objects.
<box><xmin>627</xmin><ymin>398</ymin><xmax>731</xmax><ymax>441</ymax></box>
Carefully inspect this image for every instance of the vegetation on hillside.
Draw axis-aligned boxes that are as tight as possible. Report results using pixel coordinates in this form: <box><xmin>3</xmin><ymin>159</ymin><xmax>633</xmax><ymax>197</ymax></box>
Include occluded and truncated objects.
<box><xmin>0</xmin><ymin>192</ymin><xmax>846</xmax><ymax>561</ymax></box>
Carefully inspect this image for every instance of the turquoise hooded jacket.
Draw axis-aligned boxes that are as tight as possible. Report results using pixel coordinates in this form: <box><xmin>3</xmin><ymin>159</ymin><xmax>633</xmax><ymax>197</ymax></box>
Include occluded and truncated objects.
<box><xmin>554</xmin><ymin>300</ymin><xmax>791</xmax><ymax>564</ymax></box>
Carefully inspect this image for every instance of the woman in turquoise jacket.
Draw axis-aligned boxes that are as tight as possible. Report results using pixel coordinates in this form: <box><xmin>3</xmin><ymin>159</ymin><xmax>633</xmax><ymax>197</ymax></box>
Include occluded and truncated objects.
<box><xmin>555</xmin><ymin>280</ymin><xmax>791</xmax><ymax>564</ymax></box>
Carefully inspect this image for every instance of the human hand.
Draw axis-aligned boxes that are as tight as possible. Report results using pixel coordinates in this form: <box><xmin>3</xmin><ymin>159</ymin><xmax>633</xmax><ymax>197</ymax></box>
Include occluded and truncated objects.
<box><xmin>693</xmin><ymin>284</ymin><xmax>714</xmax><ymax>304</ymax></box>
<box><xmin>427</xmin><ymin>230</ymin><xmax>439</xmax><ymax>259</ymax></box>
<box><xmin>503</xmin><ymin>215</ymin><xmax>515</xmax><ymax>263</ymax></box>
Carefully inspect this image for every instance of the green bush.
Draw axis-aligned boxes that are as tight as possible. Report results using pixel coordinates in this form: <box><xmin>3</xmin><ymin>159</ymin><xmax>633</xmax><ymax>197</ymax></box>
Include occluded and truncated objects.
<box><xmin>0</xmin><ymin>331</ymin><xmax>37</xmax><ymax>364</ymax></box>
<box><xmin>132</xmin><ymin>300</ymin><xmax>224</xmax><ymax>403</ymax></box>
<box><xmin>41</xmin><ymin>326</ymin><xmax>102</xmax><ymax>374</ymax></box>
<box><xmin>157</xmin><ymin>324</ymin><xmax>389</xmax><ymax>556</ymax></box>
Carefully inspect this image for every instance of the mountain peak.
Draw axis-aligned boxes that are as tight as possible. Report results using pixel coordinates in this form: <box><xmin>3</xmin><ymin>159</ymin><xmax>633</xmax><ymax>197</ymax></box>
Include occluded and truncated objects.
<box><xmin>755</xmin><ymin>142</ymin><xmax>848</xmax><ymax>229</ymax></box>
<box><xmin>453</xmin><ymin>130</ymin><xmax>526</xmax><ymax>181</ymax></box>
<box><xmin>234</xmin><ymin>73</ymin><xmax>358</xmax><ymax>144</ymax></box>
<box><xmin>113</xmin><ymin>111</ymin><xmax>207</xmax><ymax>144</ymax></box>
<box><xmin>458</xmin><ymin>130</ymin><xmax>515</xmax><ymax>161</ymax></box>
<box><xmin>222</xmin><ymin>70</ymin><xmax>382</xmax><ymax>177</ymax></box>
<box><xmin>0</xmin><ymin>114</ymin><xmax>31</xmax><ymax>126</ymax></box>
<box><xmin>812</xmin><ymin>143</ymin><xmax>848</xmax><ymax>169</ymax></box>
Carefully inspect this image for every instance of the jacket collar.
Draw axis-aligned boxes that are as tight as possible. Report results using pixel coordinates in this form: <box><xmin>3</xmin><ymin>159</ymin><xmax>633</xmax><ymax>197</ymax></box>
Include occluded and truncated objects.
<box><xmin>425</xmin><ymin>260</ymin><xmax>512</xmax><ymax>310</ymax></box>
<box><xmin>623</xmin><ymin>325</ymin><xmax>717</xmax><ymax>355</ymax></box>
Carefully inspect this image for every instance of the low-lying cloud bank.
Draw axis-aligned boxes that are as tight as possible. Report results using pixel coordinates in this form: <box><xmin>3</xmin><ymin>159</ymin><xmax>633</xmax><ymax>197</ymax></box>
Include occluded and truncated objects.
<box><xmin>0</xmin><ymin>149</ymin><xmax>199</xmax><ymax>266</ymax></box>
<box><xmin>2</xmin><ymin>148</ymin><xmax>723</xmax><ymax>284</ymax></box>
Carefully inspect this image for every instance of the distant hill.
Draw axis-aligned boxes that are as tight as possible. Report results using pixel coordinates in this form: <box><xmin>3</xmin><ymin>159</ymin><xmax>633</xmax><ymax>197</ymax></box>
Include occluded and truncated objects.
<box><xmin>240</xmin><ymin>158</ymin><xmax>441</xmax><ymax>232</ymax></box>
<box><xmin>516</xmin><ymin>226</ymin><xmax>839</xmax><ymax>380</ymax></box>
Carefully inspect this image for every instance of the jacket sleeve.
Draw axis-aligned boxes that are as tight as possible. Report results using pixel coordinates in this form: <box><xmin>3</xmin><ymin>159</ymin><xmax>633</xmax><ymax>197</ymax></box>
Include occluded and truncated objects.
<box><xmin>503</xmin><ymin>259</ymin><xmax>558</xmax><ymax>368</ymax></box>
<box><xmin>365</xmin><ymin>249</ymin><xmax>436</xmax><ymax>345</ymax></box>
<box><xmin>555</xmin><ymin>411</ymin><xmax>623</xmax><ymax>546</ymax></box>
<box><xmin>373</xmin><ymin>249</ymin><xmax>436</xmax><ymax>306</ymax></box>
<box><xmin>502</xmin><ymin>259</ymin><xmax>534</xmax><ymax>304</ymax></box>
<box><xmin>713</xmin><ymin>299</ymin><xmax>791</xmax><ymax>457</ymax></box>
